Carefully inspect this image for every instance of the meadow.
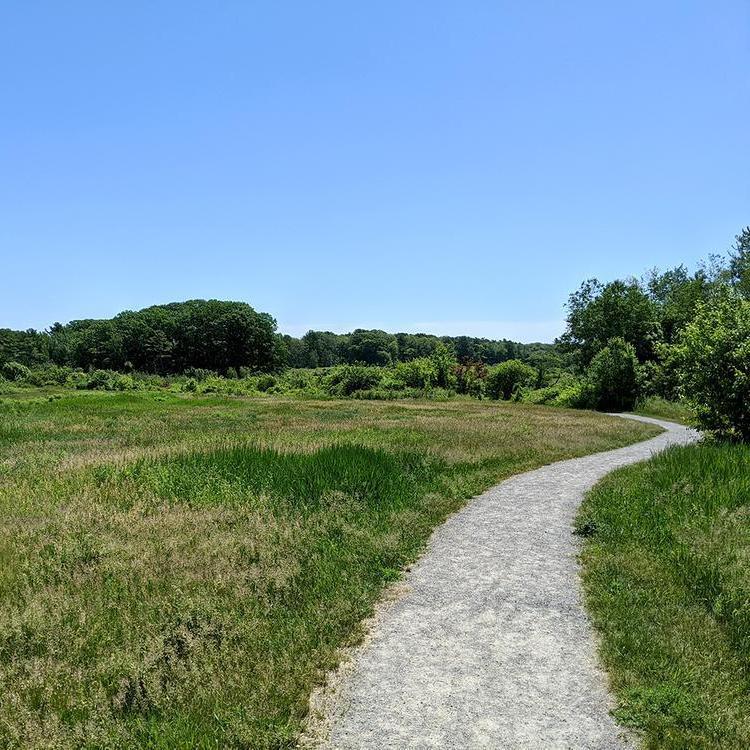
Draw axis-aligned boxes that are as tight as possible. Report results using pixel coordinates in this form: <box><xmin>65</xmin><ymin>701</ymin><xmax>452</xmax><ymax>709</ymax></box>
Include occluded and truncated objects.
<box><xmin>632</xmin><ymin>396</ymin><xmax>694</xmax><ymax>426</ymax></box>
<box><xmin>576</xmin><ymin>443</ymin><xmax>750</xmax><ymax>748</ymax></box>
<box><xmin>0</xmin><ymin>390</ymin><xmax>658</xmax><ymax>749</ymax></box>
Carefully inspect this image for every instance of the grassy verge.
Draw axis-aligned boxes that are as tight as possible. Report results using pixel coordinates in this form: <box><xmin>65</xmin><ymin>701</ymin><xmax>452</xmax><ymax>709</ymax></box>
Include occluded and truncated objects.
<box><xmin>632</xmin><ymin>396</ymin><xmax>694</xmax><ymax>426</ymax></box>
<box><xmin>0</xmin><ymin>391</ymin><xmax>659</xmax><ymax>748</ymax></box>
<box><xmin>576</xmin><ymin>443</ymin><xmax>750</xmax><ymax>749</ymax></box>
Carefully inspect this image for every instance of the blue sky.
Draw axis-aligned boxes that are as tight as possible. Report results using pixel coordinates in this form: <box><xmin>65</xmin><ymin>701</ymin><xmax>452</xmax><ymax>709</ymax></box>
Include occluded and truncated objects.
<box><xmin>2</xmin><ymin>2</ymin><xmax>748</xmax><ymax>342</ymax></box>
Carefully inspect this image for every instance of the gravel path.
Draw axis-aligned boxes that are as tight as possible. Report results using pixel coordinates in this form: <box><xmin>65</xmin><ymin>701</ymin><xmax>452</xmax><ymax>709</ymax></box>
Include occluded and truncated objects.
<box><xmin>319</xmin><ymin>415</ymin><xmax>699</xmax><ymax>749</ymax></box>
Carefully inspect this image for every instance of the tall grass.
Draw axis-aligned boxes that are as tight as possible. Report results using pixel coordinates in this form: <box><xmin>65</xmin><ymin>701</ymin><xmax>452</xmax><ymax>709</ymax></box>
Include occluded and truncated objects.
<box><xmin>576</xmin><ymin>443</ymin><xmax>750</xmax><ymax>748</ymax></box>
<box><xmin>124</xmin><ymin>443</ymin><xmax>438</xmax><ymax>511</ymax></box>
<box><xmin>632</xmin><ymin>396</ymin><xmax>694</xmax><ymax>425</ymax></box>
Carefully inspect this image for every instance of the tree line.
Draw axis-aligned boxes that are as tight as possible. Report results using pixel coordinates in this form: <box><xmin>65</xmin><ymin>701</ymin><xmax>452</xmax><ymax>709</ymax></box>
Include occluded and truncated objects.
<box><xmin>0</xmin><ymin>299</ymin><xmax>551</xmax><ymax>374</ymax></box>
<box><xmin>279</xmin><ymin>329</ymin><xmax>549</xmax><ymax>369</ymax></box>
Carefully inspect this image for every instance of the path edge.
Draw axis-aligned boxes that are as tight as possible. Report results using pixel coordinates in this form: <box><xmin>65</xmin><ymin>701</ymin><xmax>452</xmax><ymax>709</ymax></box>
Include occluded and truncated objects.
<box><xmin>299</xmin><ymin>413</ymin><xmax>695</xmax><ymax>748</ymax></box>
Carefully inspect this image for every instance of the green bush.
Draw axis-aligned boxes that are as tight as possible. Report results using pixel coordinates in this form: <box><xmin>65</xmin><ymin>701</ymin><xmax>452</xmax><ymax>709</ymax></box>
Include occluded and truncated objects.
<box><xmin>554</xmin><ymin>382</ymin><xmax>591</xmax><ymax>408</ymax></box>
<box><xmin>64</xmin><ymin>370</ymin><xmax>89</xmax><ymax>389</ymax></box>
<box><xmin>485</xmin><ymin>360</ymin><xmax>536</xmax><ymax>400</ymax></box>
<box><xmin>1</xmin><ymin>361</ymin><xmax>31</xmax><ymax>382</ymax></box>
<box><xmin>585</xmin><ymin>337</ymin><xmax>639</xmax><ymax>411</ymax></box>
<box><xmin>673</xmin><ymin>292</ymin><xmax>750</xmax><ymax>440</ymax></box>
<box><xmin>134</xmin><ymin>372</ymin><xmax>174</xmax><ymax>389</ymax></box>
<box><xmin>196</xmin><ymin>376</ymin><xmax>249</xmax><ymax>395</ymax></box>
<box><xmin>520</xmin><ymin>385</ymin><xmax>560</xmax><ymax>405</ymax></box>
<box><xmin>255</xmin><ymin>374</ymin><xmax>277</xmax><ymax>392</ymax></box>
<box><xmin>454</xmin><ymin>362</ymin><xmax>486</xmax><ymax>398</ymax></box>
<box><xmin>323</xmin><ymin>365</ymin><xmax>382</xmax><ymax>397</ymax></box>
<box><xmin>281</xmin><ymin>369</ymin><xmax>319</xmax><ymax>391</ymax></box>
<box><xmin>71</xmin><ymin>369</ymin><xmax>145</xmax><ymax>392</ymax></box>
<box><xmin>430</xmin><ymin>343</ymin><xmax>458</xmax><ymax>389</ymax></box>
<box><xmin>350</xmin><ymin>387</ymin><xmax>412</xmax><ymax>400</ymax></box>
<box><xmin>184</xmin><ymin>367</ymin><xmax>216</xmax><ymax>382</ymax></box>
<box><xmin>519</xmin><ymin>374</ymin><xmax>591</xmax><ymax>409</ymax></box>
<box><xmin>387</xmin><ymin>359</ymin><xmax>438</xmax><ymax>390</ymax></box>
<box><xmin>21</xmin><ymin>364</ymin><xmax>72</xmax><ymax>386</ymax></box>
<box><xmin>86</xmin><ymin>370</ymin><xmax>115</xmax><ymax>390</ymax></box>
<box><xmin>637</xmin><ymin>347</ymin><xmax>681</xmax><ymax>401</ymax></box>
<box><xmin>112</xmin><ymin>374</ymin><xmax>140</xmax><ymax>391</ymax></box>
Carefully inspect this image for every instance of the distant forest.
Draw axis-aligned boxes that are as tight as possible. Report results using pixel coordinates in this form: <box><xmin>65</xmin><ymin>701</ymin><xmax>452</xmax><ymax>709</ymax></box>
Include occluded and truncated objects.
<box><xmin>0</xmin><ymin>300</ymin><xmax>550</xmax><ymax>374</ymax></box>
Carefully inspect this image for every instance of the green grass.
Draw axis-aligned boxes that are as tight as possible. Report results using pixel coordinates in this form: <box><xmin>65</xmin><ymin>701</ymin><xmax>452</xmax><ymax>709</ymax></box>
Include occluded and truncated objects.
<box><xmin>0</xmin><ymin>391</ymin><xmax>660</xmax><ymax>748</ymax></box>
<box><xmin>633</xmin><ymin>396</ymin><xmax>694</xmax><ymax>426</ymax></box>
<box><xmin>576</xmin><ymin>442</ymin><xmax>750</xmax><ymax>749</ymax></box>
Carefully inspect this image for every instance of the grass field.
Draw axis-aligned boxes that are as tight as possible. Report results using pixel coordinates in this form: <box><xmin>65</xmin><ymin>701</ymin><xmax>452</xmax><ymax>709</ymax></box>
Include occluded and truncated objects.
<box><xmin>632</xmin><ymin>397</ymin><xmax>694</xmax><ymax>426</ymax></box>
<box><xmin>576</xmin><ymin>443</ymin><xmax>750</xmax><ymax>749</ymax></box>
<box><xmin>0</xmin><ymin>390</ymin><xmax>659</xmax><ymax>749</ymax></box>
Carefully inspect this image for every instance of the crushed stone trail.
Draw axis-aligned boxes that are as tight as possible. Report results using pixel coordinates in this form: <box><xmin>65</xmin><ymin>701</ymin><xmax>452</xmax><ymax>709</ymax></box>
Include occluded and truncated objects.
<box><xmin>317</xmin><ymin>416</ymin><xmax>699</xmax><ymax>749</ymax></box>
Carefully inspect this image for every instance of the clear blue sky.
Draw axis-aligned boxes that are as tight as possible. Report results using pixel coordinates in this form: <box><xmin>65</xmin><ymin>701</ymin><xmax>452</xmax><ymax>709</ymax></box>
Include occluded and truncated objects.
<box><xmin>2</xmin><ymin>2</ymin><xmax>748</xmax><ymax>342</ymax></box>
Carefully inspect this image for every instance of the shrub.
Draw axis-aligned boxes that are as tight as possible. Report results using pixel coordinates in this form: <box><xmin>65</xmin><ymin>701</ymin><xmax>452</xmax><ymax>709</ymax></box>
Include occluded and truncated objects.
<box><xmin>554</xmin><ymin>382</ymin><xmax>591</xmax><ymax>409</ymax></box>
<box><xmin>520</xmin><ymin>385</ymin><xmax>560</xmax><ymax>405</ymax></box>
<box><xmin>13</xmin><ymin>364</ymin><xmax>73</xmax><ymax>386</ymax></box>
<box><xmin>485</xmin><ymin>360</ymin><xmax>536</xmax><ymax>400</ymax></box>
<box><xmin>519</xmin><ymin>374</ymin><xmax>592</xmax><ymax>409</ymax></box>
<box><xmin>430</xmin><ymin>343</ymin><xmax>458</xmax><ymax>389</ymax></box>
<box><xmin>1</xmin><ymin>361</ymin><xmax>31</xmax><ymax>382</ymax></box>
<box><xmin>84</xmin><ymin>370</ymin><xmax>115</xmax><ymax>390</ymax></box>
<box><xmin>350</xmin><ymin>387</ymin><xmax>407</xmax><ymax>400</ymax></box>
<box><xmin>64</xmin><ymin>369</ymin><xmax>89</xmax><ymax>389</ymax></box>
<box><xmin>183</xmin><ymin>368</ymin><xmax>216</xmax><ymax>382</ymax></box>
<box><xmin>637</xmin><ymin>346</ymin><xmax>681</xmax><ymax>401</ymax></box>
<box><xmin>112</xmin><ymin>374</ymin><xmax>140</xmax><ymax>391</ymax></box>
<box><xmin>196</xmin><ymin>376</ymin><xmax>248</xmax><ymax>395</ymax></box>
<box><xmin>423</xmin><ymin>387</ymin><xmax>455</xmax><ymax>401</ymax></box>
<box><xmin>323</xmin><ymin>365</ymin><xmax>382</xmax><ymax>397</ymax></box>
<box><xmin>387</xmin><ymin>359</ymin><xmax>438</xmax><ymax>390</ymax></box>
<box><xmin>585</xmin><ymin>337</ymin><xmax>639</xmax><ymax>411</ymax></box>
<box><xmin>133</xmin><ymin>372</ymin><xmax>173</xmax><ymax>389</ymax></box>
<box><xmin>256</xmin><ymin>374</ymin><xmax>277</xmax><ymax>392</ymax></box>
<box><xmin>454</xmin><ymin>362</ymin><xmax>486</xmax><ymax>398</ymax></box>
<box><xmin>281</xmin><ymin>369</ymin><xmax>319</xmax><ymax>391</ymax></box>
<box><xmin>673</xmin><ymin>292</ymin><xmax>750</xmax><ymax>440</ymax></box>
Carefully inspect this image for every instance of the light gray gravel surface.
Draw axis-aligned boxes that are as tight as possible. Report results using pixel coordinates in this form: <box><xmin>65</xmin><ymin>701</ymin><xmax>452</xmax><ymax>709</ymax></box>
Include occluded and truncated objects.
<box><xmin>322</xmin><ymin>415</ymin><xmax>699</xmax><ymax>750</ymax></box>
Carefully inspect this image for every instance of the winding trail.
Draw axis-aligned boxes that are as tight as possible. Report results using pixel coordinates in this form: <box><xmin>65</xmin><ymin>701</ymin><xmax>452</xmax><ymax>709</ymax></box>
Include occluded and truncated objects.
<box><xmin>317</xmin><ymin>415</ymin><xmax>699</xmax><ymax>749</ymax></box>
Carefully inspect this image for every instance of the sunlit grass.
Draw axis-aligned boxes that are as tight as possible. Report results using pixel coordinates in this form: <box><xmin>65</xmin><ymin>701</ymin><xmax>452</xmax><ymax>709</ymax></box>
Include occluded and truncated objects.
<box><xmin>0</xmin><ymin>391</ymin><xmax>659</xmax><ymax>748</ymax></box>
<box><xmin>632</xmin><ymin>396</ymin><xmax>694</xmax><ymax>426</ymax></box>
<box><xmin>576</xmin><ymin>443</ymin><xmax>750</xmax><ymax>749</ymax></box>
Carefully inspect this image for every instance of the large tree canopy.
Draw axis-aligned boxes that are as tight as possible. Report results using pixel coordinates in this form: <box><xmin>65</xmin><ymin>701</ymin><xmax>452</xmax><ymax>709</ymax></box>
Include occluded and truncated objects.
<box><xmin>4</xmin><ymin>300</ymin><xmax>280</xmax><ymax>374</ymax></box>
<box><xmin>673</xmin><ymin>290</ymin><xmax>750</xmax><ymax>440</ymax></box>
<box><xmin>344</xmin><ymin>329</ymin><xmax>399</xmax><ymax>365</ymax></box>
<box><xmin>644</xmin><ymin>265</ymin><xmax>714</xmax><ymax>343</ymax></box>
<box><xmin>728</xmin><ymin>226</ymin><xmax>750</xmax><ymax>299</ymax></box>
<box><xmin>559</xmin><ymin>279</ymin><xmax>661</xmax><ymax>365</ymax></box>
